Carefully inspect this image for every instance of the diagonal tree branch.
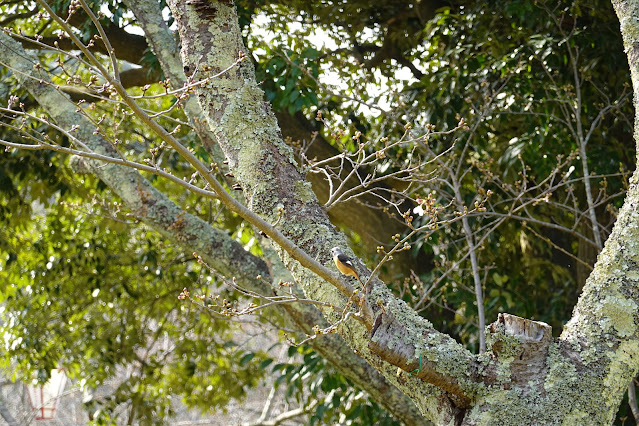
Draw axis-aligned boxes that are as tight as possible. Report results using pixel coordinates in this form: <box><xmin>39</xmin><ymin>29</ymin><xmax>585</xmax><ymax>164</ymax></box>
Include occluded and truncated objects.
<box><xmin>119</xmin><ymin>1</ymin><xmax>429</xmax><ymax>421</ymax></box>
<box><xmin>0</xmin><ymin>21</ymin><xmax>428</xmax><ymax>425</ymax></box>
<box><xmin>166</xmin><ymin>0</ymin><xmax>482</xmax><ymax>418</ymax></box>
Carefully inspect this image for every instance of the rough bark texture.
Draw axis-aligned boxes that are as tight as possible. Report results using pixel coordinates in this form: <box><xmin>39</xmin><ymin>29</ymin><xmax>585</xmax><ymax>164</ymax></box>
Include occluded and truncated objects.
<box><xmin>165</xmin><ymin>0</ymin><xmax>639</xmax><ymax>424</ymax></box>
<box><xmin>121</xmin><ymin>1</ymin><xmax>430</xmax><ymax>421</ymax></box>
<box><xmin>165</xmin><ymin>1</ymin><xmax>485</xmax><ymax>424</ymax></box>
<box><xmin>0</xmin><ymin>12</ymin><xmax>427</xmax><ymax>425</ymax></box>
<box><xmin>276</xmin><ymin>110</ymin><xmax>433</xmax><ymax>281</ymax></box>
<box><xmin>122</xmin><ymin>0</ymin><xmax>226</xmax><ymax>166</ymax></box>
<box><xmin>7</xmin><ymin>0</ymin><xmax>639</xmax><ymax>423</ymax></box>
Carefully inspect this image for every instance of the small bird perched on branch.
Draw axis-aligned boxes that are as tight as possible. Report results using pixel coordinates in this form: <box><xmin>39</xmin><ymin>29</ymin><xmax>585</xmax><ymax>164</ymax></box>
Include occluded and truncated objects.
<box><xmin>331</xmin><ymin>247</ymin><xmax>362</xmax><ymax>284</ymax></box>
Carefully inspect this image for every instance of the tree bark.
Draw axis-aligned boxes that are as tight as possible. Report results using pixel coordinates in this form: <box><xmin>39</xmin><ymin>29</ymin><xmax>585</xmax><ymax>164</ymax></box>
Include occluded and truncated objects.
<box><xmin>275</xmin><ymin>110</ymin><xmax>433</xmax><ymax>281</ymax></box>
<box><xmin>14</xmin><ymin>1</ymin><xmax>432</xmax><ymax>280</ymax></box>
<box><xmin>0</xmin><ymin>16</ymin><xmax>426</xmax><ymax>426</ymax></box>
<box><xmin>6</xmin><ymin>0</ymin><xmax>639</xmax><ymax>423</ymax></box>
<box><xmin>166</xmin><ymin>0</ymin><xmax>639</xmax><ymax>423</ymax></box>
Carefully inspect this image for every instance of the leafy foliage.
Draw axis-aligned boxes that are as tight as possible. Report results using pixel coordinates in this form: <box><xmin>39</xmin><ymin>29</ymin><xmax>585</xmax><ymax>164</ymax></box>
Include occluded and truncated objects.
<box><xmin>1</xmin><ymin>191</ymin><xmax>267</xmax><ymax>423</ymax></box>
<box><xmin>0</xmin><ymin>0</ymin><xmax>637</xmax><ymax>423</ymax></box>
<box><xmin>255</xmin><ymin>46</ymin><xmax>320</xmax><ymax>114</ymax></box>
<box><xmin>270</xmin><ymin>345</ymin><xmax>400</xmax><ymax>425</ymax></box>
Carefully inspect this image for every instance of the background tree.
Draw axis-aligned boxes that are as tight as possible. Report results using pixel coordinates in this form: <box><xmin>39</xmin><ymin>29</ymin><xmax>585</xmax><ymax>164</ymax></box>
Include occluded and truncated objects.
<box><xmin>1</xmin><ymin>0</ymin><xmax>639</xmax><ymax>424</ymax></box>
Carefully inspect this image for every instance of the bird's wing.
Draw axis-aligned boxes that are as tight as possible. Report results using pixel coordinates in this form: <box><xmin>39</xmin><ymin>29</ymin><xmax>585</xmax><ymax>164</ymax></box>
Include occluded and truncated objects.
<box><xmin>337</xmin><ymin>253</ymin><xmax>354</xmax><ymax>267</ymax></box>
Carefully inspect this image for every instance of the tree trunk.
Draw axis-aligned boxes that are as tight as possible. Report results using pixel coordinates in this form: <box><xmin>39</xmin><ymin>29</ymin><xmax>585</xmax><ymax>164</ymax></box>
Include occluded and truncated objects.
<box><xmin>165</xmin><ymin>0</ymin><xmax>639</xmax><ymax>423</ymax></box>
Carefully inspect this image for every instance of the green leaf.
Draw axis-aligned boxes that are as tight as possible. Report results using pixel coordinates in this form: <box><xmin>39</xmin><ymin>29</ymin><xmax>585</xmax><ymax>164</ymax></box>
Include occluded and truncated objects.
<box><xmin>239</xmin><ymin>353</ymin><xmax>255</xmax><ymax>366</ymax></box>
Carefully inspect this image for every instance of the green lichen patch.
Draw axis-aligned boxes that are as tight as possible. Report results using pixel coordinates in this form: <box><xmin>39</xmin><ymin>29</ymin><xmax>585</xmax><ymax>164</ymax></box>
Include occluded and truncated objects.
<box><xmin>294</xmin><ymin>180</ymin><xmax>315</xmax><ymax>203</ymax></box>
<box><xmin>603</xmin><ymin>339</ymin><xmax>639</xmax><ymax>410</ymax></box>
<box><xmin>599</xmin><ymin>292</ymin><xmax>638</xmax><ymax>337</ymax></box>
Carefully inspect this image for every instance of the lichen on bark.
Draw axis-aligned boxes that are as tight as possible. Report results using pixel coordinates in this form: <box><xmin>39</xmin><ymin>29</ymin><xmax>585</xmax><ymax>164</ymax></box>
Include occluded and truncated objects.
<box><xmin>163</xmin><ymin>0</ymin><xmax>639</xmax><ymax>423</ymax></box>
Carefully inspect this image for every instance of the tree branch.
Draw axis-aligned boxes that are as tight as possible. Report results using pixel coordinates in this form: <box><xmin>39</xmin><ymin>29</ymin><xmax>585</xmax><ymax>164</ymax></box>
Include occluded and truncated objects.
<box><xmin>166</xmin><ymin>0</ymin><xmax>480</xmax><ymax>419</ymax></box>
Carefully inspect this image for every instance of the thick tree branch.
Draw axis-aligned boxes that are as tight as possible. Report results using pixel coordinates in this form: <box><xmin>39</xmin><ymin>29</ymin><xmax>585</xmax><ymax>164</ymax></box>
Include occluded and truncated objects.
<box><xmin>13</xmin><ymin>5</ymin><xmax>433</xmax><ymax>281</ymax></box>
<box><xmin>121</xmin><ymin>1</ymin><xmax>429</xmax><ymax>421</ymax></box>
<box><xmin>0</xmin><ymin>12</ymin><xmax>428</xmax><ymax>426</ymax></box>
<box><xmin>166</xmin><ymin>0</ymin><xmax>482</xmax><ymax>419</ymax></box>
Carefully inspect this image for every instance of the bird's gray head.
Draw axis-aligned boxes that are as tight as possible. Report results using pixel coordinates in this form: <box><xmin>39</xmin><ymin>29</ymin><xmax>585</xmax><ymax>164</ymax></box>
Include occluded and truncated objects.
<box><xmin>330</xmin><ymin>247</ymin><xmax>342</xmax><ymax>256</ymax></box>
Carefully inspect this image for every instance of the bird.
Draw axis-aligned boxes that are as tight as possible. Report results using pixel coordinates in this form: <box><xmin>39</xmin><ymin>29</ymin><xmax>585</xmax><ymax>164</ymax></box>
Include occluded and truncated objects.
<box><xmin>330</xmin><ymin>247</ymin><xmax>362</xmax><ymax>284</ymax></box>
